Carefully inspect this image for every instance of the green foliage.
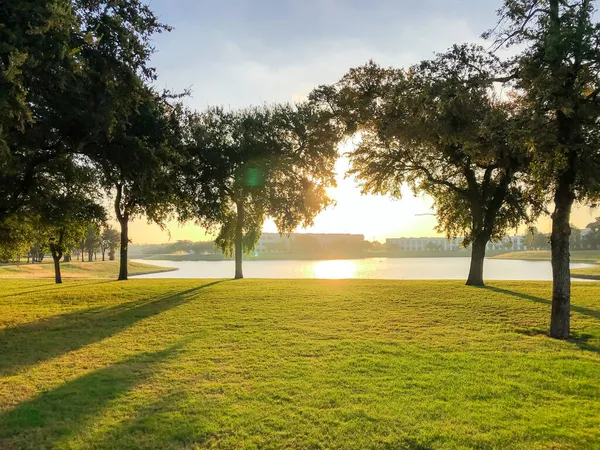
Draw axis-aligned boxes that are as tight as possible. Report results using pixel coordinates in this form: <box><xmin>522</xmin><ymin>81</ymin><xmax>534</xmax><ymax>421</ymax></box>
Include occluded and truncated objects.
<box><xmin>312</xmin><ymin>46</ymin><xmax>538</xmax><ymax>250</ymax></box>
<box><xmin>0</xmin><ymin>215</ymin><xmax>38</xmax><ymax>263</ymax></box>
<box><xmin>584</xmin><ymin>217</ymin><xmax>600</xmax><ymax>249</ymax></box>
<box><xmin>0</xmin><ymin>0</ymin><xmax>171</xmax><ymax>253</ymax></box>
<box><xmin>490</xmin><ymin>0</ymin><xmax>600</xmax><ymax>202</ymax></box>
<box><xmin>182</xmin><ymin>103</ymin><xmax>341</xmax><ymax>256</ymax></box>
<box><xmin>92</xmin><ymin>88</ymin><xmax>185</xmax><ymax>229</ymax></box>
<box><xmin>100</xmin><ymin>226</ymin><xmax>120</xmax><ymax>260</ymax></box>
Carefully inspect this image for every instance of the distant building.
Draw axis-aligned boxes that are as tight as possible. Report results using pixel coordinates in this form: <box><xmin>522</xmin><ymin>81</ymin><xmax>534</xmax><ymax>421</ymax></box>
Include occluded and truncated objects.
<box><xmin>386</xmin><ymin>237</ymin><xmax>464</xmax><ymax>252</ymax></box>
<box><xmin>255</xmin><ymin>233</ymin><xmax>365</xmax><ymax>254</ymax></box>
<box><xmin>386</xmin><ymin>235</ymin><xmax>526</xmax><ymax>252</ymax></box>
<box><xmin>254</xmin><ymin>233</ymin><xmax>292</xmax><ymax>253</ymax></box>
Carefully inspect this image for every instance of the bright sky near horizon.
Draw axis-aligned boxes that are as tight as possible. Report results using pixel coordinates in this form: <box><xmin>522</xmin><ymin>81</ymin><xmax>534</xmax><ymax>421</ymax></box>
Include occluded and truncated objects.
<box><xmin>125</xmin><ymin>0</ymin><xmax>598</xmax><ymax>244</ymax></box>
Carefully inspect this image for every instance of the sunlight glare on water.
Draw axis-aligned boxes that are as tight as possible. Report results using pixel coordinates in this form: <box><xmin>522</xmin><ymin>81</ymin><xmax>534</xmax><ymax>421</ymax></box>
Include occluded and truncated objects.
<box><xmin>132</xmin><ymin>258</ymin><xmax>596</xmax><ymax>281</ymax></box>
<box><xmin>310</xmin><ymin>260</ymin><xmax>358</xmax><ymax>279</ymax></box>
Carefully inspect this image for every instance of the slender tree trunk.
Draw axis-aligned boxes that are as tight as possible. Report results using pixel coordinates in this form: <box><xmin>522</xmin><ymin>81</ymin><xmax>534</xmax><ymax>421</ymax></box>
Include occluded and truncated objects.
<box><xmin>466</xmin><ymin>235</ymin><xmax>488</xmax><ymax>286</ymax></box>
<box><xmin>234</xmin><ymin>200</ymin><xmax>244</xmax><ymax>279</ymax></box>
<box><xmin>50</xmin><ymin>232</ymin><xmax>64</xmax><ymax>285</ymax></box>
<box><xmin>102</xmin><ymin>249</ymin><xmax>106</xmax><ymax>261</ymax></box>
<box><xmin>118</xmin><ymin>217</ymin><xmax>129</xmax><ymax>281</ymax></box>
<box><xmin>115</xmin><ymin>183</ymin><xmax>129</xmax><ymax>281</ymax></box>
<box><xmin>550</xmin><ymin>174</ymin><xmax>575</xmax><ymax>339</ymax></box>
<box><xmin>52</xmin><ymin>254</ymin><xmax>62</xmax><ymax>284</ymax></box>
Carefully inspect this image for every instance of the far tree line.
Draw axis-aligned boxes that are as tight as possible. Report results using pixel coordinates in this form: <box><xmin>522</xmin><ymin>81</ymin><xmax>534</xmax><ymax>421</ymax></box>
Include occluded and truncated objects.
<box><xmin>7</xmin><ymin>225</ymin><xmax>120</xmax><ymax>266</ymax></box>
<box><xmin>1</xmin><ymin>0</ymin><xmax>599</xmax><ymax>339</ymax></box>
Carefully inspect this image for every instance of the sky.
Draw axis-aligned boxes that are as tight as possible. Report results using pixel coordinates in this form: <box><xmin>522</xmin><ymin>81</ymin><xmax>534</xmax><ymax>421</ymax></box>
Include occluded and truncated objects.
<box><xmin>125</xmin><ymin>0</ymin><xmax>598</xmax><ymax>244</ymax></box>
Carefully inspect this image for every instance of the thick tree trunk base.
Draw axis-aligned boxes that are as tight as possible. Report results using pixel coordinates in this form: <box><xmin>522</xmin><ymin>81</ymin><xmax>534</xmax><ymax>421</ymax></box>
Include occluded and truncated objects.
<box><xmin>550</xmin><ymin>171</ymin><xmax>574</xmax><ymax>339</ymax></box>
<box><xmin>466</xmin><ymin>238</ymin><xmax>487</xmax><ymax>287</ymax></box>
<box><xmin>550</xmin><ymin>216</ymin><xmax>571</xmax><ymax>339</ymax></box>
<box><xmin>465</xmin><ymin>277</ymin><xmax>485</xmax><ymax>287</ymax></box>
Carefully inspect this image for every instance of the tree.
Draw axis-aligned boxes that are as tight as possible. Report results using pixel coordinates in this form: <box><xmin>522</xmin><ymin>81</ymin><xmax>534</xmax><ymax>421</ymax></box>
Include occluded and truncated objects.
<box><xmin>182</xmin><ymin>103</ymin><xmax>340</xmax><ymax>279</ymax></box>
<box><xmin>30</xmin><ymin>155</ymin><xmax>105</xmax><ymax>283</ymax></box>
<box><xmin>584</xmin><ymin>218</ymin><xmax>600</xmax><ymax>249</ymax></box>
<box><xmin>91</xmin><ymin>88</ymin><xmax>185</xmax><ymax>280</ymax></box>
<box><xmin>489</xmin><ymin>0</ymin><xmax>600</xmax><ymax>338</ymax></box>
<box><xmin>100</xmin><ymin>226</ymin><xmax>120</xmax><ymax>261</ymax></box>
<box><xmin>0</xmin><ymin>215</ymin><xmax>37</xmax><ymax>263</ymax></box>
<box><xmin>0</xmin><ymin>0</ymin><xmax>171</xmax><ymax>285</ymax></box>
<box><xmin>312</xmin><ymin>46</ymin><xmax>538</xmax><ymax>286</ymax></box>
<box><xmin>0</xmin><ymin>0</ymin><xmax>76</xmax><ymax>223</ymax></box>
<box><xmin>570</xmin><ymin>224</ymin><xmax>582</xmax><ymax>250</ymax></box>
<box><xmin>43</xmin><ymin>197</ymin><xmax>104</xmax><ymax>284</ymax></box>
<box><xmin>84</xmin><ymin>224</ymin><xmax>100</xmax><ymax>262</ymax></box>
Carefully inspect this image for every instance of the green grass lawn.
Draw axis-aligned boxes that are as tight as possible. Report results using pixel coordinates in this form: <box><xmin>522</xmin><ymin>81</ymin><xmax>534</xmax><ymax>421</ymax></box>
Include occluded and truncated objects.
<box><xmin>0</xmin><ymin>260</ymin><xmax>176</xmax><ymax>278</ymax></box>
<box><xmin>494</xmin><ymin>249</ymin><xmax>600</xmax><ymax>263</ymax></box>
<box><xmin>0</xmin><ymin>279</ymin><xmax>599</xmax><ymax>449</ymax></box>
<box><xmin>493</xmin><ymin>250</ymin><xmax>600</xmax><ymax>279</ymax></box>
<box><xmin>570</xmin><ymin>265</ymin><xmax>600</xmax><ymax>279</ymax></box>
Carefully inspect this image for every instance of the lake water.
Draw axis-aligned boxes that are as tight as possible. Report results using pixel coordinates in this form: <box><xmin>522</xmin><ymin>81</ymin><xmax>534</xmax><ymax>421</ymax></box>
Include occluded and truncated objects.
<box><xmin>133</xmin><ymin>257</ymin><xmax>595</xmax><ymax>281</ymax></box>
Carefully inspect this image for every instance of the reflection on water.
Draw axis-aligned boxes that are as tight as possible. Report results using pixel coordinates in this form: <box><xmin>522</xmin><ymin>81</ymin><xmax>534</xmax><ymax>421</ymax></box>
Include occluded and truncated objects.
<box><xmin>311</xmin><ymin>260</ymin><xmax>357</xmax><ymax>279</ymax></box>
<box><xmin>132</xmin><ymin>257</ymin><xmax>595</xmax><ymax>281</ymax></box>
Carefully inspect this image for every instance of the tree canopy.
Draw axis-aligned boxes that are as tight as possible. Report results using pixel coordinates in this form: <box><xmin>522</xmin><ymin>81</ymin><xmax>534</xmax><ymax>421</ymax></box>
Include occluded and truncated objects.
<box><xmin>181</xmin><ymin>103</ymin><xmax>341</xmax><ymax>278</ymax></box>
<box><xmin>311</xmin><ymin>45</ymin><xmax>539</xmax><ymax>285</ymax></box>
<box><xmin>488</xmin><ymin>0</ymin><xmax>600</xmax><ymax>337</ymax></box>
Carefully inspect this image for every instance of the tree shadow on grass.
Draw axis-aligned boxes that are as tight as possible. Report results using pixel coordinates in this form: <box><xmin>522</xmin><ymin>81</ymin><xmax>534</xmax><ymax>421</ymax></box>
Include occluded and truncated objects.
<box><xmin>0</xmin><ymin>280</ymin><xmax>227</xmax><ymax>377</ymax></box>
<box><xmin>483</xmin><ymin>286</ymin><xmax>600</xmax><ymax>354</ymax></box>
<box><xmin>0</xmin><ymin>341</ymin><xmax>188</xmax><ymax>449</ymax></box>
<box><xmin>482</xmin><ymin>286</ymin><xmax>600</xmax><ymax>320</ymax></box>
<box><xmin>1</xmin><ymin>280</ymin><xmax>113</xmax><ymax>299</ymax></box>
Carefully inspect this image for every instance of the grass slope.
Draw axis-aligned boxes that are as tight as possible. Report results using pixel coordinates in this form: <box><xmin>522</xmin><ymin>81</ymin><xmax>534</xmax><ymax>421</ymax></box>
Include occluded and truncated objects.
<box><xmin>494</xmin><ymin>249</ymin><xmax>600</xmax><ymax>263</ymax></box>
<box><xmin>0</xmin><ymin>261</ymin><xmax>176</xmax><ymax>279</ymax></box>
<box><xmin>0</xmin><ymin>279</ymin><xmax>599</xmax><ymax>449</ymax></box>
<box><xmin>493</xmin><ymin>250</ymin><xmax>600</xmax><ymax>279</ymax></box>
<box><xmin>570</xmin><ymin>265</ymin><xmax>600</xmax><ymax>279</ymax></box>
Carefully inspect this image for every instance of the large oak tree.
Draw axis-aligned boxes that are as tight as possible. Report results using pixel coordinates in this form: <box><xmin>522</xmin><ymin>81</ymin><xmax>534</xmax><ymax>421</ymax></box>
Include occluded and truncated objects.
<box><xmin>489</xmin><ymin>0</ymin><xmax>600</xmax><ymax>337</ymax></box>
<box><xmin>91</xmin><ymin>88</ymin><xmax>185</xmax><ymax>280</ymax></box>
<box><xmin>312</xmin><ymin>46</ymin><xmax>538</xmax><ymax>286</ymax></box>
<box><xmin>181</xmin><ymin>103</ymin><xmax>341</xmax><ymax>279</ymax></box>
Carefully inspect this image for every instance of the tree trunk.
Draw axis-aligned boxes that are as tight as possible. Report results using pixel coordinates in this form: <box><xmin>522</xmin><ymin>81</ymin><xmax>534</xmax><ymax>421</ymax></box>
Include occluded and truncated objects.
<box><xmin>466</xmin><ymin>235</ymin><xmax>488</xmax><ymax>286</ymax></box>
<box><xmin>234</xmin><ymin>200</ymin><xmax>244</xmax><ymax>279</ymax></box>
<box><xmin>52</xmin><ymin>254</ymin><xmax>62</xmax><ymax>284</ymax></box>
<box><xmin>118</xmin><ymin>217</ymin><xmax>129</xmax><ymax>281</ymax></box>
<box><xmin>102</xmin><ymin>249</ymin><xmax>106</xmax><ymax>261</ymax></box>
<box><xmin>550</xmin><ymin>176</ymin><xmax>575</xmax><ymax>339</ymax></box>
<box><xmin>50</xmin><ymin>233</ymin><xmax>64</xmax><ymax>285</ymax></box>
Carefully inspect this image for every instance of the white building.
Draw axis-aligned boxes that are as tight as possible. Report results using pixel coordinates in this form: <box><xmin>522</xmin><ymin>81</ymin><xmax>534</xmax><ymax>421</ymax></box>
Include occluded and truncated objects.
<box><xmin>254</xmin><ymin>233</ymin><xmax>365</xmax><ymax>254</ymax></box>
<box><xmin>386</xmin><ymin>235</ymin><xmax>526</xmax><ymax>252</ymax></box>
<box><xmin>254</xmin><ymin>233</ymin><xmax>292</xmax><ymax>253</ymax></box>
<box><xmin>386</xmin><ymin>237</ymin><xmax>464</xmax><ymax>251</ymax></box>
